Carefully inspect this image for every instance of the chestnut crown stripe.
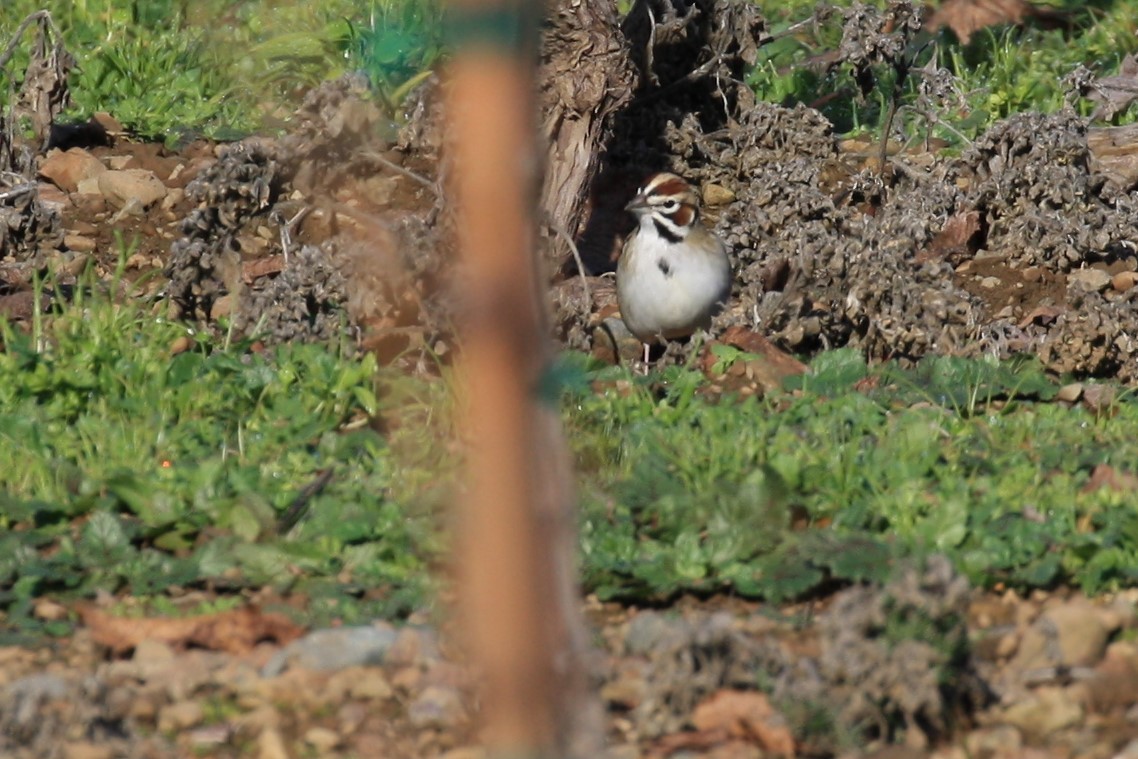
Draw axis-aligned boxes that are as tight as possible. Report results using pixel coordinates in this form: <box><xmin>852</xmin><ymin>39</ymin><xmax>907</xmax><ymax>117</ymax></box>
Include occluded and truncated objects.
<box><xmin>647</xmin><ymin>175</ymin><xmax>692</xmax><ymax>198</ymax></box>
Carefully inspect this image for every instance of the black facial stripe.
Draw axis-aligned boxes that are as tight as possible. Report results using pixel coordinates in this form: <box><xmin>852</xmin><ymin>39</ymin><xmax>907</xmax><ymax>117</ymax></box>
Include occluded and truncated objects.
<box><xmin>652</xmin><ymin>218</ymin><xmax>683</xmax><ymax>244</ymax></box>
<box><xmin>657</xmin><ymin>257</ymin><xmax>672</xmax><ymax>277</ymax></box>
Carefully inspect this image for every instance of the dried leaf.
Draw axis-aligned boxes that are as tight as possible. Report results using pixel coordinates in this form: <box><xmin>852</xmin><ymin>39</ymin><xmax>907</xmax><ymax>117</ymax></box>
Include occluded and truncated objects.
<box><xmin>79</xmin><ymin>604</ymin><xmax>305</xmax><ymax>655</ymax></box>
<box><xmin>242</xmin><ymin>255</ymin><xmax>285</xmax><ymax>284</ymax></box>
<box><xmin>691</xmin><ymin>689</ymin><xmax>796</xmax><ymax>756</ymax></box>
<box><xmin>927</xmin><ymin>0</ymin><xmax>1033</xmax><ymax>45</ymax></box>
<box><xmin>1018</xmin><ymin>305</ymin><xmax>1063</xmax><ymax>328</ymax></box>
<box><xmin>918</xmin><ymin>210</ymin><xmax>982</xmax><ymax>263</ymax></box>
<box><xmin>1081</xmin><ymin>464</ymin><xmax>1138</xmax><ymax>494</ymax></box>
<box><xmin>1088</xmin><ymin>54</ymin><xmax>1138</xmax><ymax>121</ymax></box>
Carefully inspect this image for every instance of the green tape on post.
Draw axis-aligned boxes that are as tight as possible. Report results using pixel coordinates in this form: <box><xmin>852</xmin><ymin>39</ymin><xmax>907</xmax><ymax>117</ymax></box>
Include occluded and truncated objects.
<box><xmin>444</xmin><ymin>6</ymin><xmax>537</xmax><ymax>53</ymax></box>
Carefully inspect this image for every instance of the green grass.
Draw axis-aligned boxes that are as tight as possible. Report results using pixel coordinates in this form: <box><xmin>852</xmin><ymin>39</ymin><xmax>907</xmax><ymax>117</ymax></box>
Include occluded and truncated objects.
<box><xmin>4</xmin><ymin>283</ymin><xmax>1138</xmax><ymax>638</ymax></box>
<box><xmin>0</xmin><ymin>274</ymin><xmax>443</xmax><ymax>638</ymax></box>
<box><xmin>568</xmin><ymin>350</ymin><xmax>1138</xmax><ymax>603</ymax></box>
<box><xmin>0</xmin><ymin>0</ymin><xmax>444</xmax><ymax>140</ymax></box>
<box><xmin>751</xmin><ymin>0</ymin><xmax>1138</xmax><ymax>141</ymax></box>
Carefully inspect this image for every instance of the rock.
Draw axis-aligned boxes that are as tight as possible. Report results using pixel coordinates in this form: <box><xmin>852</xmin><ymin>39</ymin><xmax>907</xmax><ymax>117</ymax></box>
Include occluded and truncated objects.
<box><xmin>257</xmin><ymin>727</ymin><xmax>290</xmax><ymax>759</ymax></box>
<box><xmin>1008</xmin><ymin>599</ymin><xmax>1111</xmax><ymax>676</ymax></box>
<box><xmin>1067</xmin><ymin>267</ymin><xmax>1112</xmax><ymax>292</ymax></box>
<box><xmin>63</xmin><ymin>234</ymin><xmax>97</xmax><ymax>253</ymax></box>
<box><xmin>407</xmin><ymin>684</ymin><xmax>466</xmax><ymax>729</ymax></box>
<box><xmin>76</xmin><ymin>177</ymin><xmax>102</xmax><ymax>195</ymax></box>
<box><xmin>110</xmin><ymin>197</ymin><xmax>147</xmax><ymax>221</ymax></box>
<box><xmin>161</xmin><ymin>187</ymin><xmax>185</xmax><ymax>211</ymax></box>
<box><xmin>440</xmin><ymin>749</ymin><xmax>486</xmax><ymax>759</ymax></box>
<box><xmin>1056</xmin><ymin>383</ymin><xmax>1084</xmax><ymax>403</ymax></box>
<box><xmin>964</xmin><ymin>725</ymin><xmax>1022</xmax><ymax>756</ymax></box>
<box><xmin>386</xmin><ymin>625</ymin><xmax>439</xmax><ymax>666</ymax></box>
<box><xmin>1086</xmin><ymin>641</ymin><xmax>1138</xmax><ymax>712</ymax></box>
<box><xmin>1000</xmin><ymin>685</ymin><xmax>1083</xmax><ymax>738</ymax></box>
<box><xmin>91</xmin><ymin>111</ymin><xmax>124</xmax><ymax>134</ymax></box>
<box><xmin>61</xmin><ymin>742</ymin><xmax>115</xmax><ymax>759</ymax></box>
<box><xmin>97</xmin><ymin>168</ymin><xmax>167</xmax><ymax>209</ymax></box>
<box><xmin>1111</xmin><ymin>270</ymin><xmax>1138</xmax><ymax>292</ymax></box>
<box><xmin>261</xmin><ymin>625</ymin><xmax>400</xmax><ymax>676</ymax></box>
<box><xmin>158</xmin><ymin>699</ymin><xmax>204</xmax><ymax>732</ymax></box>
<box><xmin>702</xmin><ymin>183</ymin><xmax>736</xmax><ymax>206</ymax></box>
<box><xmin>39</xmin><ymin>148</ymin><xmax>106</xmax><ymax>192</ymax></box>
<box><xmin>36</xmin><ymin>183</ymin><xmax>70</xmax><ymax>214</ymax></box>
<box><xmin>303</xmin><ymin>726</ymin><xmax>340</xmax><ymax>751</ymax></box>
<box><xmin>132</xmin><ymin>639</ymin><xmax>175</xmax><ymax>666</ymax></box>
<box><xmin>625</xmin><ymin>611</ymin><xmax>678</xmax><ymax>655</ymax></box>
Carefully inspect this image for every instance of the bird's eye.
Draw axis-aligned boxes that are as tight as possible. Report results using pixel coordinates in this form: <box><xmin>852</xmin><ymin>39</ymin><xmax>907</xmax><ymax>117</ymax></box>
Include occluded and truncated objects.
<box><xmin>662</xmin><ymin>199</ymin><xmax>679</xmax><ymax>211</ymax></box>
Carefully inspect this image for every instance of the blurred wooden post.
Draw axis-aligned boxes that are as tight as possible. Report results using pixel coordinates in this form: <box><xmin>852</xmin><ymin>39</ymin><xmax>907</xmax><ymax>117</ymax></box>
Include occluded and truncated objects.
<box><xmin>447</xmin><ymin>1</ymin><xmax>595</xmax><ymax>756</ymax></box>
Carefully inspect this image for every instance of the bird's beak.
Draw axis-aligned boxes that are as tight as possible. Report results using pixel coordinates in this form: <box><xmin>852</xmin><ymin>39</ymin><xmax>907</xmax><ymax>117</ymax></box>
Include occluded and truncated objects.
<box><xmin>625</xmin><ymin>193</ymin><xmax>649</xmax><ymax>213</ymax></box>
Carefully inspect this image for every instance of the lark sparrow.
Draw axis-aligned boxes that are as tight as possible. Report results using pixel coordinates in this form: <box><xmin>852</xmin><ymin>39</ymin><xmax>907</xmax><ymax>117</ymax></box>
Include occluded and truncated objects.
<box><xmin>617</xmin><ymin>172</ymin><xmax>732</xmax><ymax>364</ymax></box>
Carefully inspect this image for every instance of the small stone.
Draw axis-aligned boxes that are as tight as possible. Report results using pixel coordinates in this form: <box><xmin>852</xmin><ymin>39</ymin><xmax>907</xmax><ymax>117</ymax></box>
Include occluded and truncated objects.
<box><xmin>63</xmin><ymin>234</ymin><xmax>97</xmax><ymax>253</ymax></box>
<box><xmin>1000</xmin><ymin>686</ymin><xmax>1082</xmax><ymax>738</ymax></box>
<box><xmin>91</xmin><ymin>111</ymin><xmax>124</xmax><ymax>133</ymax></box>
<box><xmin>133</xmin><ymin>639</ymin><xmax>176</xmax><ymax>666</ymax></box>
<box><xmin>1112</xmin><ymin>270</ymin><xmax>1138</xmax><ymax>292</ymax></box>
<box><xmin>37</xmin><ymin>183</ymin><xmax>70</xmax><ymax>213</ymax></box>
<box><xmin>408</xmin><ymin>684</ymin><xmax>466</xmax><ymax>729</ymax></box>
<box><xmin>76</xmin><ymin>175</ymin><xmax>102</xmax><ymax>195</ymax></box>
<box><xmin>62</xmin><ymin>742</ymin><xmax>115</xmax><ymax>759</ymax></box>
<box><xmin>304</xmin><ymin>726</ymin><xmax>341</xmax><ymax>751</ymax></box>
<box><xmin>33</xmin><ymin>598</ymin><xmax>69</xmax><ymax>621</ymax></box>
<box><xmin>440</xmin><ymin>749</ymin><xmax>486</xmax><ymax>759</ymax></box>
<box><xmin>624</xmin><ymin>611</ymin><xmax>679</xmax><ymax>655</ymax></box>
<box><xmin>1067</xmin><ymin>267</ymin><xmax>1112</xmax><ymax>292</ymax></box>
<box><xmin>965</xmin><ymin>725</ymin><xmax>1022</xmax><ymax>755</ymax></box>
<box><xmin>97</xmin><ymin>168</ymin><xmax>168</xmax><ymax>209</ymax></box>
<box><xmin>161</xmin><ymin>187</ymin><xmax>185</xmax><ymax>211</ymax></box>
<box><xmin>158</xmin><ymin>699</ymin><xmax>205</xmax><ymax>732</ymax></box>
<box><xmin>188</xmin><ymin>724</ymin><xmax>231</xmax><ymax>748</ymax></box>
<box><xmin>257</xmin><ymin>727</ymin><xmax>289</xmax><ymax>759</ymax></box>
<box><xmin>107</xmin><ymin>155</ymin><xmax>132</xmax><ymax>170</ymax></box>
<box><xmin>1056</xmin><ymin>383</ymin><xmax>1083</xmax><ymax>403</ymax></box>
<box><xmin>39</xmin><ymin>148</ymin><xmax>106</xmax><ymax>192</ymax></box>
<box><xmin>210</xmin><ymin>294</ymin><xmax>234</xmax><ymax>321</ymax></box>
<box><xmin>979</xmin><ymin>276</ymin><xmax>1002</xmax><ymax>289</ymax></box>
<box><xmin>348</xmin><ymin>671</ymin><xmax>394</xmax><ymax>701</ymax></box>
<box><xmin>702</xmin><ymin>183</ymin><xmax>736</xmax><ymax>206</ymax></box>
<box><xmin>260</xmin><ymin>625</ymin><xmax>400</xmax><ymax>677</ymax></box>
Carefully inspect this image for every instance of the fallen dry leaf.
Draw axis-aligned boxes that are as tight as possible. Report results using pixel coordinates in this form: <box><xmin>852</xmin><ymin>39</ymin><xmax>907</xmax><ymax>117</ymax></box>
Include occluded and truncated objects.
<box><xmin>242</xmin><ymin>255</ymin><xmax>285</xmax><ymax>284</ymax></box>
<box><xmin>1081</xmin><ymin>464</ymin><xmax>1138</xmax><ymax>495</ymax></box>
<box><xmin>78</xmin><ymin>604</ymin><xmax>305</xmax><ymax>655</ymax></box>
<box><xmin>699</xmin><ymin>326</ymin><xmax>808</xmax><ymax>397</ymax></box>
<box><xmin>1088</xmin><ymin>54</ymin><xmax>1138</xmax><ymax>121</ymax></box>
<box><xmin>917</xmin><ymin>210</ymin><xmax>982</xmax><ymax>264</ymax></box>
<box><xmin>1018</xmin><ymin>304</ymin><xmax>1063</xmax><ymax>329</ymax></box>
<box><xmin>690</xmin><ymin>689</ymin><xmax>796</xmax><ymax>756</ymax></box>
<box><xmin>926</xmin><ymin>0</ymin><xmax>1040</xmax><ymax>45</ymax></box>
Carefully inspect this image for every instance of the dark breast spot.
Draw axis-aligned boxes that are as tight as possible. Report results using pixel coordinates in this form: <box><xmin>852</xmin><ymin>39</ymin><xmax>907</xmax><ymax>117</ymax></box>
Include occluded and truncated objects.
<box><xmin>657</xmin><ymin>257</ymin><xmax>672</xmax><ymax>277</ymax></box>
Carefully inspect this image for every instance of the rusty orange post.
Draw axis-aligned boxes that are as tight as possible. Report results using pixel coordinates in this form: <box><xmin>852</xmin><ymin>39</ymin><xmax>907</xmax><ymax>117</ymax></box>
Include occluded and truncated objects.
<box><xmin>446</xmin><ymin>1</ymin><xmax>580</xmax><ymax>756</ymax></box>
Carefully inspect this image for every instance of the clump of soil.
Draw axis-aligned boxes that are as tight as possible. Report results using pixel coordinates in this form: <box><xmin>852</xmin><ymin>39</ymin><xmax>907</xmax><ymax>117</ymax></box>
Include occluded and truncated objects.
<box><xmin>609</xmin><ymin>556</ymin><xmax>984</xmax><ymax>752</ymax></box>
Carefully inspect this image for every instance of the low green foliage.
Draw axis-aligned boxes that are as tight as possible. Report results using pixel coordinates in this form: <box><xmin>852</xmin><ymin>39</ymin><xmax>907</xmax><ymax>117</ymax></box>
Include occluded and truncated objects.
<box><xmin>0</xmin><ymin>0</ymin><xmax>445</xmax><ymax>140</ymax></box>
<box><xmin>751</xmin><ymin>0</ymin><xmax>1138</xmax><ymax>143</ymax></box>
<box><xmin>0</xmin><ymin>279</ymin><xmax>439</xmax><ymax>639</ymax></box>
<box><xmin>569</xmin><ymin>350</ymin><xmax>1138</xmax><ymax>602</ymax></box>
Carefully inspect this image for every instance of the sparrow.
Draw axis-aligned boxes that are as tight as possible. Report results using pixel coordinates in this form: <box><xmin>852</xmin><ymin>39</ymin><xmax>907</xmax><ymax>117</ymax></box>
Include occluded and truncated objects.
<box><xmin>616</xmin><ymin>172</ymin><xmax>732</xmax><ymax>364</ymax></box>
